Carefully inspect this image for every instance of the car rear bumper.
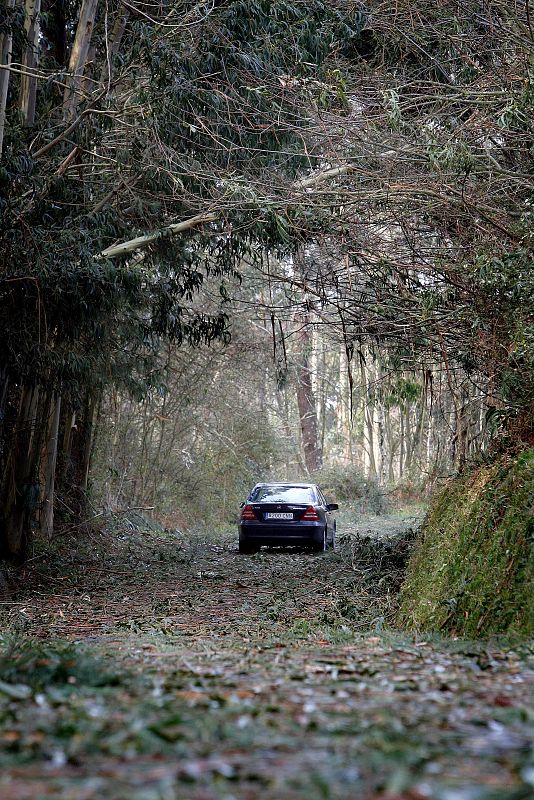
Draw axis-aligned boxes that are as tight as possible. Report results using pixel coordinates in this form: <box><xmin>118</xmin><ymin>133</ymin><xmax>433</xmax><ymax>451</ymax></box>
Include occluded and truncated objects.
<box><xmin>238</xmin><ymin>520</ymin><xmax>324</xmax><ymax>545</ymax></box>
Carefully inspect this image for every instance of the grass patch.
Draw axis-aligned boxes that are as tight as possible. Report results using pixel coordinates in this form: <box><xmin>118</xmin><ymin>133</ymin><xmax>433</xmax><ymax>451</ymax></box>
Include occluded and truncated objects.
<box><xmin>398</xmin><ymin>450</ymin><xmax>534</xmax><ymax>637</ymax></box>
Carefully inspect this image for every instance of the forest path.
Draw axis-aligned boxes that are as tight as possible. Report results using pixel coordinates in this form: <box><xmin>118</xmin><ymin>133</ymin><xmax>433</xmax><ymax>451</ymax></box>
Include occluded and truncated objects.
<box><xmin>1</xmin><ymin>520</ymin><xmax>533</xmax><ymax>800</ymax></box>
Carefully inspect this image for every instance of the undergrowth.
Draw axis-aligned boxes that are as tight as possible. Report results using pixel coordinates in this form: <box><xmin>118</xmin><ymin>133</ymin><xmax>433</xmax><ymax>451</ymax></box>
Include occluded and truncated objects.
<box><xmin>0</xmin><ymin>637</ymin><xmax>123</xmax><ymax>691</ymax></box>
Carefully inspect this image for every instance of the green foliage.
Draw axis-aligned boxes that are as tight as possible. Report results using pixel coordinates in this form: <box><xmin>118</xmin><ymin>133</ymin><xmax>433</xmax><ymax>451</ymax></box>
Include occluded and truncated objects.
<box><xmin>383</xmin><ymin>378</ymin><xmax>421</xmax><ymax>409</ymax></box>
<box><xmin>0</xmin><ymin>231</ymin><xmax>228</xmax><ymax>400</ymax></box>
<box><xmin>313</xmin><ymin>464</ymin><xmax>388</xmax><ymax>514</ymax></box>
<box><xmin>0</xmin><ymin>0</ymin><xmax>364</xmax><ymax>404</ymax></box>
<box><xmin>124</xmin><ymin>0</ymin><xmax>364</xmax><ymax>190</ymax></box>
<box><xmin>472</xmin><ymin>248</ymin><xmax>534</xmax><ymax>423</ymax></box>
<box><xmin>176</xmin><ymin>414</ymin><xmax>281</xmax><ymax>527</ymax></box>
<box><xmin>382</xmin><ymin>88</ymin><xmax>402</xmax><ymax>129</ymax></box>
<box><xmin>398</xmin><ymin>451</ymin><xmax>534</xmax><ymax>637</ymax></box>
<box><xmin>498</xmin><ymin>80</ymin><xmax>534</xmax><ymax>130</ymax></box>
<box><xmin>360</xmin><ymin>243</ymin><xmax>533</xmax><ymax>433</ymax></box>
<box><xmin>426</xmin><ymin>139</ymin><xmax>476</xmax><ymax>175</ymax></box>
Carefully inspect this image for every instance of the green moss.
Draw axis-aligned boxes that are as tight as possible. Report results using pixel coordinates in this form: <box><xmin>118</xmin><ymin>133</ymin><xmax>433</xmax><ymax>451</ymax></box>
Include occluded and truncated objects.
<box><xmin>398</xmin><ymin>450</ymin><xmax>534</xmax><ymax>637</ymax></box>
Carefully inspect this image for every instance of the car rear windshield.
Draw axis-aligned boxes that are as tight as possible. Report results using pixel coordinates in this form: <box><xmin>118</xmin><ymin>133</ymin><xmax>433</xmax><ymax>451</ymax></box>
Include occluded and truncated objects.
<box><xmin>250</xmin><ymin>485</ymin><xmax>315</xmax><ymax>503</ymax></box>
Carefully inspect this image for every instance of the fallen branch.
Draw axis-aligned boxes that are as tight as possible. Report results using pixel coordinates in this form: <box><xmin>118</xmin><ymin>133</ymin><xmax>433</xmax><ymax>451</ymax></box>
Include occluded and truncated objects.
<box><xmin>98</xmin><ymin>212</ymin><xmax>218</xmax><ymax>258</ymax></box>
<box><xmin>96</xmin><ymin>164</ymin><xmax>357</xmax><ymax>260</ymax></box>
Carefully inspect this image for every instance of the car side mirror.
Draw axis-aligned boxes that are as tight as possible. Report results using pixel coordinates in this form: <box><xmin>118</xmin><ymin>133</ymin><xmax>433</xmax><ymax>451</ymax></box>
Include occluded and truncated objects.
<box><xmin>326</xmin><ymin>503</ymin><xmax>339</xmax><ymax>512</ymax></box>
<box><xmin>240</xmin><ymin>502</ymin><xmax>246</xmax><ymax>508</ymax></box>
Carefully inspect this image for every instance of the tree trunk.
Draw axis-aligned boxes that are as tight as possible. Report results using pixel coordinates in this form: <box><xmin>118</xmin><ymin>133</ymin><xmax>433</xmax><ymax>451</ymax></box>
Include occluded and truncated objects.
<box><xmin>0</xmin><ymin>0</ymin><xmax>15</xmax><ymax>155</ymax></box>
<box><xmin>64</xmin><ymin>389</ymin><xmax>98</xmax><ymax>515</ymax></box>
<box><xmin>377</xmin><ymin>400</ymin><xmax>387</xmax><ymax>485</ymax></box>
<box><xmin>404</xmin><ymin>403</ymin><xmax>413</xmax><ymax>474</ymax></box>
<box><xmin>63</xmin><ymin>0</ymin><xmax>99</xmax><ymax>117</ymax></box>
<box><xmin>294</xmin><ymin>310</ymin><xmax>322</xmax><ymax>473</ymax></box>
<box><xmin>81</xmin><ymin>391</ymin><xmax>99</xmax><ymax>494</ymax></box>
<box><xmin>40</xmin><ymin>394</ymin><xmax>61</xmax><ymax>538</ymax></box>
<box><xmin>20</xmin><ymin>0</ymin><xmax>41</xmax><ymax>126</ymax></box>
<box><xmin>384</xmin><ymin>403</ymin><xmax>396</xmax><ymax>484</ymax></box>
<box><xmin>398</xmin><ymin>404</ymin><xmax>403</xmax><ymax>480</ymax></box>
<box><xmin>409</xmin><ymin>398</ymin><xmax>426</xmax><ymax>475</ymax></box>
<box><xmin>360</xmin><ymin>356</ymin><xmax>377</xmax><ymax>478</ymax></box>
<box><xmin>60</xmin><ymin>405</ymin><xmax>76</xmax><ymax>482</ymax></box>
<box><xmin>0</xmin><ymin>366</ymin><xmax>10</xmax><ymax>427</ymax></box>
<box><xmin>43</xmin><ymin>0</ymin><xmax>67</xmax><ymax>65</ymax></box>
<box><xmin>452</xmin><ymin>384</ymin><xmax>470</xmax><ymax>471</ymax></box>
<box><xmin>0</xmin><ymin>385</ymin><xmax>45</xmax><ymax>560</ymax></box>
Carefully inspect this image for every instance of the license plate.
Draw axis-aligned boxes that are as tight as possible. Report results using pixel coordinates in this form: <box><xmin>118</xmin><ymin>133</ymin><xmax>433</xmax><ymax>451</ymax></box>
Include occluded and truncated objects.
<box><xmin>265</xmin><ymin>512</ymin><xmax>293</xmax><ymax>520</ymax></box>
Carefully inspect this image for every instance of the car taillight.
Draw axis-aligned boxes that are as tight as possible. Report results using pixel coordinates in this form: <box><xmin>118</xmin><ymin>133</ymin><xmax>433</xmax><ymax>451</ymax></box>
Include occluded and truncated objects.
<box><xmin>302</xmin><ymin>505</ymin><xmax>320</xmax><ymax>521</ymax></box>
<box><xmin>240</xmin><ymin>504</ymin><xmax>256</xmax><ymax>520</ymax></box>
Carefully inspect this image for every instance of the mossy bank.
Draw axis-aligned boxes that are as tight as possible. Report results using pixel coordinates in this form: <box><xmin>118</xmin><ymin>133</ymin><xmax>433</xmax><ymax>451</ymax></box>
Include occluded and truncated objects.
<box><xmin>398</xmin><ymin>450</ymin><xmax>534</xmax><ymax>637</ymax></box>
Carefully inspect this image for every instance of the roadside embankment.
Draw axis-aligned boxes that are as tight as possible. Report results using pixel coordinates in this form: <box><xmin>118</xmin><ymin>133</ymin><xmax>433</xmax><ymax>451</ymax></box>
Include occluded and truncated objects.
<box><xmin>398</xmin><ymin>450</ymin><xmax>534</xmax><ymax>637</ymax></box>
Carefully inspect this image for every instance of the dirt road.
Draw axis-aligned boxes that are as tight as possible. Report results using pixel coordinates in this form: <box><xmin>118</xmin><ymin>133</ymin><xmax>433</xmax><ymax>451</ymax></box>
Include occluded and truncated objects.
<box><xmin>0</xmin><ymin>521</ymin><xmax>533</xmax><ymax>799</ymax></box>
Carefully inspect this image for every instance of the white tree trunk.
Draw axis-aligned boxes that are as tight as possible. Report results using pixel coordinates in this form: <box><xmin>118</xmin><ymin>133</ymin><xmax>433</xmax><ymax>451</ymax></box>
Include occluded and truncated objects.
<box><xmin>63</xmin><ymin>0</ymin><xmax>99</xmax><ymax>117</ymax></box>
<box><xmin>20</xmin><ymin>0</ymin><xmax>41</xmax><ymax>126</ymax></box>
<box><xmin>0</xmin><ymin>0</ymin><xmax>15</xmax><ymax>155</ymax></box>
<box><xmin>99</xmin><ymin>212</ymin><xmax>218</xmax><ymax>259</ymax></box>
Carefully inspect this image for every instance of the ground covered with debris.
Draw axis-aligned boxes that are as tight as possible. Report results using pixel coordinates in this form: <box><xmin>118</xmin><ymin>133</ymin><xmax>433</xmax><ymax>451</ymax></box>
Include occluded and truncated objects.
<box><xmin>0</xmin><ymin>513</ymin><xmax>533</xmax><ymax>799</ymax></box>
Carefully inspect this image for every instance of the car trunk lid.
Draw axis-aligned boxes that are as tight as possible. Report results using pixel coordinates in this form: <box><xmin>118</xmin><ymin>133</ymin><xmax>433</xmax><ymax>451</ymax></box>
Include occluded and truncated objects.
<box><xmin>252</xmin><ymin>503</ymin><xmax>309</xmax><ymax>522</ymax></box>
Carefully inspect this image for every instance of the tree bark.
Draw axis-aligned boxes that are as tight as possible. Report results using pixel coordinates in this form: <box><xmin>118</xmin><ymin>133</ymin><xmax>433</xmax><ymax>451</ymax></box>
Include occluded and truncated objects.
<box><xmin>0</xmin><ymin>0</ymin><xmax>15</xmax><ymax>155</ymax></box>
<box><xmin>451</xmin><ymin>385</ymin><xmax>470</xmax><ymax>471</ymax></box>
<box><xmin>43</xmin><ymin>0</ymin><xmax>67</xmax><ymax>66</ymax></box>
<box><xmin>384</xmin><ymin>403</ymin><xmax>395</xmax><ymax>484</ymax></box>
<box><xmin>0</xmin><ymin>385</ymin><xmax>45</xmax><ymax>560</ymax></box>
<box><xmin>404</xmin><ymin>403</ymin><xmax>413</xmax><ymax>473</ymax></box>
<box><xmin>74</xmin><ymin>391</ymin><xmax>97</xmax><ymax>493</ymax></box>
<box><xmin>99</xmin><ymin>7</ymin><xmax>129</xmax><ymax>85</ymax></box>
<box><xmin>40</xmin><ymin>394</ymin><xmax>61</xmax><ymax>538</ymax></box>
<box><xmin>59</xmin><ymin>405</ymin><xmax>76</xmax><ymax>482</ymax></box>
<box><xmin>294</xmin><ymin>311</ymin><xmax>322</xmax><ymax>473</ymax></box>
<box><xmin>409</xmin><ymin>398</ymin><xmax>426</xmax><ymax>475</ymax></box>
<box><xmin>360</xmin><ymin>356</ymin><xmax>377</xmax><ymax>478</ymax></box>
<box><xmin>377</xmin><ymin>400</ymin><xmax>387</xmax><ymax>485</ymax></box>
<box><xmin>63</xmin><ymin>0</ymin><xmax>99</xmax><ymax>117</ymax></box>
<box><xmin>399</xmin><ymin>407</ymin><xmax>405</xmax><ymax>480</ymax></box>
<box><xmin>0</xmin><ymin>366</ymin><xmax>10</xmax><ymax>429</ymax></box>
<box><xmin>20</xmin><ymin>0</ymin><xmax>41</xmax><ymax>126</ymax></box>
<box><xmin>98</xmin><ymin>212</ymin><xmax>218</xmax><ymax>259</ymax></box>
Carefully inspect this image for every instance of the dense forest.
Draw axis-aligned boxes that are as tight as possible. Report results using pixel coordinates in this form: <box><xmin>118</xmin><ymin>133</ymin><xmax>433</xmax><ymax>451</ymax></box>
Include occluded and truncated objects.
<box><xmin>1</xmin><ymin>0</ymin><xmax>532</xmax><ymax>557</ymax></box>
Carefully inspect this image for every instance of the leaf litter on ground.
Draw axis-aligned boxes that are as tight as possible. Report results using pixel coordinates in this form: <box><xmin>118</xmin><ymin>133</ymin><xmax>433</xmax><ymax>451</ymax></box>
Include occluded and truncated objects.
<box><xmin>0</xmin><ymin>511</ymin><xmax>532</xmax><ymax>800</ymax></box>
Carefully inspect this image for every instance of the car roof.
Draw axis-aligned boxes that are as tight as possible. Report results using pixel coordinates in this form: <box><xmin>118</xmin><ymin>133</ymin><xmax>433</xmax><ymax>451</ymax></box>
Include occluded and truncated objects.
<box><xmin>252</xmin><ymin>482</ymin><xmax>318</xmax><ymax>489</ymax></box>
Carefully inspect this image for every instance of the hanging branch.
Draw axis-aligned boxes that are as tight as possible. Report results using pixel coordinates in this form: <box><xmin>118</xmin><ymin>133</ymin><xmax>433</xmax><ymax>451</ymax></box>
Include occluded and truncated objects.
<box><xmin>95</xmin><ymin>164</ymin><xmax>360</xmax><ymax>260</ymax></box>
<box><xmin>98</xmin><ymin>212</ymin><xmax>219</xmax><ymax>258</ymax></box>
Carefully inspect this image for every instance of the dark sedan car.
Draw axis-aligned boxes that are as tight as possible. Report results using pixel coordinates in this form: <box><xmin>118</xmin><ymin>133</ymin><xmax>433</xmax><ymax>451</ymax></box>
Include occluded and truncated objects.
<box><xmin>238</xmin><ymin>482</ymin><xmax>338</xmax><ymax>553</ymax></box>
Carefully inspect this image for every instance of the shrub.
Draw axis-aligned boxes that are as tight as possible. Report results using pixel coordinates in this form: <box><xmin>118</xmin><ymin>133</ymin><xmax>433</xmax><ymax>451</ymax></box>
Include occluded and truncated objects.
<box><xmin>313</xmin><ymin>464</ymin><xmax>388</xmax><ymax>514</ymax></box>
